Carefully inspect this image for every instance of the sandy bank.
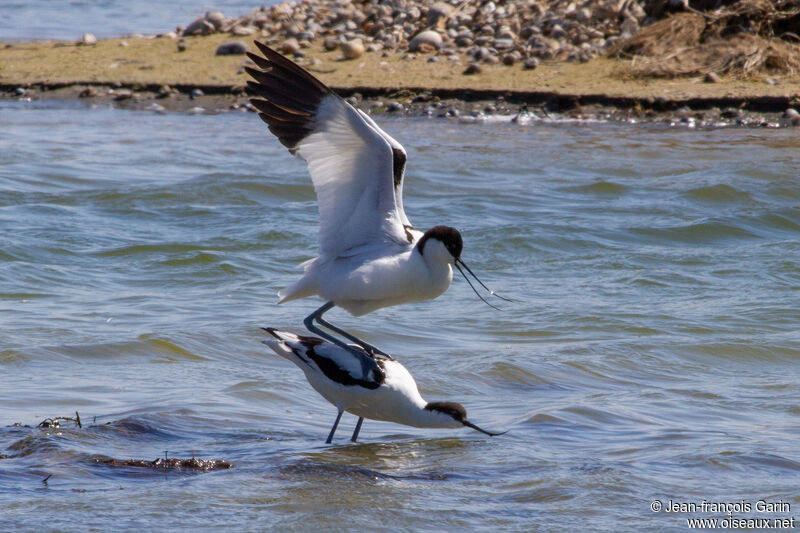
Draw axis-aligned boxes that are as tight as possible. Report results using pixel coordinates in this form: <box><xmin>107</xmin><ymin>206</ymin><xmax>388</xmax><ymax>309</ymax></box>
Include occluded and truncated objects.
<box><xmin>2</xmin><ymin>34</ymin><xmax>799</xmax><ymax>125</ymax></box>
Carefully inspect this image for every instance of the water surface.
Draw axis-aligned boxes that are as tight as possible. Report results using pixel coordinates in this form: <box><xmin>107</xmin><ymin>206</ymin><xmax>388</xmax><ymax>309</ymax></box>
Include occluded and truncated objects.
<box><xmin>1</xmin><ymin>100</ymin><xmax>799</xmax><ymax>531</ymax></box>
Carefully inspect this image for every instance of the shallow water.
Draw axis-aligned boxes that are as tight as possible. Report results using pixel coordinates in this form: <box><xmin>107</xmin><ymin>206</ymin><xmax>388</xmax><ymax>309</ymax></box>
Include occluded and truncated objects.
<box><xmin>1</xmin><ymin>99</ymin><xmax>799</xmax><ymax>531</ymax></box>
<box><xmin>3</xmin><ymin>0</ymin><xmax>270</xmax><ymax>41</ymax></box>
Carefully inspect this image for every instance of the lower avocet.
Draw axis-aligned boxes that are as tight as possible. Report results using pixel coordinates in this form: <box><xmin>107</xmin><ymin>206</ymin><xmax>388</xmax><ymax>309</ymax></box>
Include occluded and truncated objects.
<box><xmin>262</xmin><ymin>328</ymin><xmax>505</xmax><ymax>443</ymax></box>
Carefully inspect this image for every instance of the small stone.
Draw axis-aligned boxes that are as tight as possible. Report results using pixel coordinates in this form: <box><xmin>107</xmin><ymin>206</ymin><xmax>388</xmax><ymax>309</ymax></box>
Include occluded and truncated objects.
<box><xmin>473</xmin><ymin>47</ymin><xmax>491</xmax><ymax>60</ymax></box>
<box><xmin>157</xmin><ymin>85</ymin><xmax>172</xmax><ymax>98</ymax></box>
<box><xmin>502</xmin><ymin>52</ymin><xmax>521</xmax><ymax>66</ymax></box>
<box><xmin>324</xmin><ymin>36</ymin><xmax>340</xmax><ymax>51</ymax></box>
<box><xmin>190</xmin><ymin>88</ymin><xmax>205</xmax><ymax>99</ymax></box>
<box><xmin>119</xmin><ymin>41</ymin><xmax>129</xmax><ymax>47</ymax></box>
<box><xmin>205</xmin><ymin>11</ymin><xmax>226</xmax><ymax>30</ymax></box>
<box><xmin>113</xmin><ymin>89</ymin><xmax>133</xmax><ymax>101</ymax></box>
<box><xmin>78</xmin><ymin>33</ymin><xmax>97</xmax><ymax>45</ymax></box>
<box><xmin>232</xmin><ymin>26</ymin><xmax>256</xmax><ymax>36</ymax></box>
<box><xmin>184</xmin><ymin>17</ymin><xmax>215</xmax><ymax>36</ymax></box>
<box><xmin>493</xmin><ymin>38</ymin><xmax>514</xmax><ymax>51</ymax></box>
<box><xmin>463</xmin><ymin>63</ymin><xmax>483</xmax><ymax>75</ymax></box>
<box><xmin>79</xmin><ymin>87</ymin><xmax>97</xmax><ymax>98</ymax></box>
<box><xmin>523</xmin><ymin>57</ymin><xmax>539</xmax><ymax>70</ymax></box>
<box><xmin>280</xmin><ymin>38</ymin><xmax>300</xmax><ymax>55</ymax></box>
<box><xmin>177</xmin><ymin>38</ymin><xmax>187</xmax><ymax>52</ymax></box>
<box><xmin>782</xmin><ymin>108</ymin><xmax>800</xmax><ymax>127</ymax></box>
<box><xmin>427</xmin><ymin>2</ymin><xmax>454</xmax><ymax>29</ymax></box>
<box><xmin>455</xmin><ymin>36</ymin><xmax>473</xmax><ymax>47</ymax></box>
<box><xmin>415</xmin><ymin>42</ymin><xmax>438</xmax><ymax>54</ymax></box>
<box><xmin>704</xmin><ymin>71</ymin><xmax>721</xmax><ymax>83</ymax></box>
<box><xmin>720</xmin><ymin>107</ymin><xmax>742</xmax><ymax>119</ymax></box>
<box><xmin>386</xmin><ymin>101</ymin><xmax>404</xmax><ymax>112</ymax></box>
<box><xmin>216</xmin><ymin>41</ymin><xmax>248</xmax><ymax>56</ymax></box>
<box><xmin>14</xmin><ymin>87</ymin><xmax>26</xmax><ymax>96</ymax></box>
<box><xmin>549</xmin><ymin>24</ymin><xmax>566</xmax><ymax>39</ymax></box>
<box><xmin>409</xmin><ymin>30</ymin><xmax>442</xmax><ymax>52</ymax></box>
<box><xmin>341</xmin><ymin>39</ymin><xmax>365</xmax><ymax>59</ymax></box>
<box><xmin>483</xmin><ymin>54</ymin><xmax>500</xmax><ymax>64</ymax></box>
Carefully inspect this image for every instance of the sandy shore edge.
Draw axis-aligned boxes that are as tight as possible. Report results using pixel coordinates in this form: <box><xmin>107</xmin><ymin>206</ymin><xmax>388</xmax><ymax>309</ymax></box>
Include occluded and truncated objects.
<box><xmin>2</xmin><ymin>35</ymin><xmax>799</xmax><ymax>125</ymax></box>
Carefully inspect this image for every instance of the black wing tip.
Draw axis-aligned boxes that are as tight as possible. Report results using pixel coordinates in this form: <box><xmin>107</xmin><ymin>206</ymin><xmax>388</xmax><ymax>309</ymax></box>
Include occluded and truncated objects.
<box><xmin>261</xmin><ymin>327</ymin><xmax>281</xmax><ymax>339</ymax></box>
<box><xmin>246</xmin><ymin>41</ymin><xmax>332</xmax><ymax>152</ymax></box>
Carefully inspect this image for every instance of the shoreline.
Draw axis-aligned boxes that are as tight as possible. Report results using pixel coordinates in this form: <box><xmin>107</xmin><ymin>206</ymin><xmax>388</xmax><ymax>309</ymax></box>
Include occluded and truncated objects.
<box><xmin>3</xmin><ymin>35</ymin><xmax>799</xmax><ymax>126</ymax></box>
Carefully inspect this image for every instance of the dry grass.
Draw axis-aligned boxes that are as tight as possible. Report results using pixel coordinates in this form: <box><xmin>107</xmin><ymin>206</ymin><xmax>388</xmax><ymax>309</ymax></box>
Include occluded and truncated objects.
<box><xmin>614</xmin><ymin>0</ymin><xmax>800</xmax><ymax>78</ymax></box>
<box><xmin>1</xmin><ymin>33</ymin><xmax>799</xmax><ymax>102</ymax></box>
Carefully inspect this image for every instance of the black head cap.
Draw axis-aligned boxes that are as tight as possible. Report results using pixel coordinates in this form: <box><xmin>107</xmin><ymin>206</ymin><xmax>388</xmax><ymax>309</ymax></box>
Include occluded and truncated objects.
<box><xmin>424</xmin><ymin>401</ymin><xmax>467</xmax><ymax>422</ymax></box>
<box><xmin>417</xmin><ymin>226</ymin><xmax>463</xmax><ymax>259</ymax></box>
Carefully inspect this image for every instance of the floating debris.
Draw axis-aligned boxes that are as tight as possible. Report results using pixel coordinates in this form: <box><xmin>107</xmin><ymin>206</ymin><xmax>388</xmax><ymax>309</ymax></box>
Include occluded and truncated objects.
<box><xmin>93</xmin><ymin>456</ymin><xmax>234</xmax><ymax>472</ymax></box>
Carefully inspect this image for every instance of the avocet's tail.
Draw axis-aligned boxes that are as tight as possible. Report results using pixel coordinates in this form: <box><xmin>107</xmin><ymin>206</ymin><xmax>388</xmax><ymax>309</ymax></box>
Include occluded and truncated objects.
<box><xmin>261</xmin><ymin>328</ymin><xmax>324</xmax><ymax>366</ymax></box>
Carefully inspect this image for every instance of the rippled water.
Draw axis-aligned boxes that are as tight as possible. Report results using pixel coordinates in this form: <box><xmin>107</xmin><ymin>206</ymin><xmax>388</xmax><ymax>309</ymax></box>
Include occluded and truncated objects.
<box><xmin>3</xmin><ymin>0</ymin><xmax>271</xmax><ymax>41</ymax></box>
<box><xmin>1</xmin><ymin>100</ymin><xmax>799</xmax><ymax>531</ymax></box>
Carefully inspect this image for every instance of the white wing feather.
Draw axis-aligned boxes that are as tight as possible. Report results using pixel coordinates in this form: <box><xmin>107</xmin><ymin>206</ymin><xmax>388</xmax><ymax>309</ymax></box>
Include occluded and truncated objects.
<box><xmin>296</xmin><ymin>96</ymin><xmax>409</xmax><ymax>257</ymax></box>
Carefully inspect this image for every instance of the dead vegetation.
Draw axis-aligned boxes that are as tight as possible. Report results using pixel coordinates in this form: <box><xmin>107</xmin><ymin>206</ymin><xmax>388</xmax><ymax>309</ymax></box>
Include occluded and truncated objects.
<box><xmin>93</xmin><ymin>456</ymin><xmax>234</xmax><ymax>471</ymax></box>
<box><xmin>612</xmin><ymin>0</ymin><xmax>800</xmax><ymax>78</ymax></box>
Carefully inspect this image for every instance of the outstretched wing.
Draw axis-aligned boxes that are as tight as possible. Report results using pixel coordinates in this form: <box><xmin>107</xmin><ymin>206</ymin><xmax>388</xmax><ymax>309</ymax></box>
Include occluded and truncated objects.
<box><xmin>245</xmin><ymin>42</ymin><xmax>415</xmax><ymax>256</ymax></box>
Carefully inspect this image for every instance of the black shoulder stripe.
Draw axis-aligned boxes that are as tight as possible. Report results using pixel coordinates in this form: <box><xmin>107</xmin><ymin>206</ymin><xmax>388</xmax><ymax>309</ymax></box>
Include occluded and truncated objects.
<box><xmin>306</xmin><ymin>347</ymin><xmax>384</xmax><ymax>390</ymax></box>
<box><xmin>392</xmin><ymin>147</ymin><xmax>406</xmax><ymax>189</ymax></box>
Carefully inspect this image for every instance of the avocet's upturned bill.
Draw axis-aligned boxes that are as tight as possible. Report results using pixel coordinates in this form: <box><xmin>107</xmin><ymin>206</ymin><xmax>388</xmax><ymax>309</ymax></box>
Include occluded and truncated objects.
<box><xmin>246</xmin><ymin>42</ymin><xmax>508</xmax><ymax>355</ymax></box>
<box><xmin>262</xmin><ymin>328</ymin><xmax>506</xmax><ymax>443</ymax></box>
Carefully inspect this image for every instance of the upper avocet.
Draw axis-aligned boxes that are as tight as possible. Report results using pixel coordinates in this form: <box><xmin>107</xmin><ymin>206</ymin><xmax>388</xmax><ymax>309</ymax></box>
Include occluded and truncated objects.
<box><xmin>262</xmin><ymin>328</ymin><xmax>505</xmax><ymax>443</ymax></box>
<box><xmin>246</xmin><ymin>42</ymin><xmax>507</xmax><ymax>354</ymax></box>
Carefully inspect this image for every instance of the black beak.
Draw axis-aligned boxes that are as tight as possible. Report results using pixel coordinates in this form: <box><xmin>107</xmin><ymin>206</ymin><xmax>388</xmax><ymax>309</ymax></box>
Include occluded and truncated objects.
<box><xmin>454</xmin><ymin>258</ymin><xmax>512</xmax><ymax>311</ymax></box>
<box><xmin>463</xmin><ymin>420</ymin><xmax>507</xmax><ymax>437</ymax></box>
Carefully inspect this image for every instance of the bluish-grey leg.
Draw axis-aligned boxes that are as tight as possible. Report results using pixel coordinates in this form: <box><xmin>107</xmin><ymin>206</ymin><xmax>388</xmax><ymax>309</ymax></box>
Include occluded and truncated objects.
<box><xmin>326</xmin><ymin>409</ymin><xmax>344</xmax><ymax>444</ymax></box>
<box><xmin>316</xmin><ymin>313</ymin><xmax>393</xmax><ymax>359</ymax></box>
<box><xmin>304</xmin><ymin>302</ymin><xmax>357</xmax><ymax>354</ymax></box>
<box><xmin>304</xmin><ymin>302</ymin><xmax>392</xmax><ymax>359</ymax></box>
<box><xmin>350</xmin><ymin>417</ymin><xmax>364</xmax><ymax>442</ymax></box>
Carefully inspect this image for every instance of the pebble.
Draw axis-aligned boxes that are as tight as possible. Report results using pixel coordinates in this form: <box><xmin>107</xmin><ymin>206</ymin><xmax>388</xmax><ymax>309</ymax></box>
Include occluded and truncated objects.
<box><xmin>781</xmin><ymin>108</ymin><xmax>800</xmax><ymax>127</ymax></box>
<box><xmin>324</xmin><ymin>36</ymin><xmax>340</xmax><ymax>51</ymax></box>
<box><xmin>704</xmin><ymin>71</ymin><xmax>721</xmax><ymax>83</ymax></box>
<box><xmin>463</xmin><ymin>63</ymin><xmax>483</xmax><ymax>75</ymax></box>
<box><xmin>523</xmin><ymin>57</ymin><xmax>540</xmax><ymax>70</ymax></box>
<box><xmin>15</xmin><ymin>87</ymin><xmax>26</xmax><ymax>96</ymax></box>
<box><xmin>183</xmin><ymin>17</ymin><xmax>215</xmax><ymax>36</ymax></box>
<box><xmin>216</xmin><ymin>41</ymin><xmax>248</xmax><ymax>55</ymax></box>
<box><xmin>190</xmin><ymin>88</ymin><xmax>205</xmax><ymax>99</ymax></box>
<box><xmin>170</xmin><ymin>1</ymin><xmax>650</xmax><ymax>67</ymax></box>
<box><xmin>341</xmin><ymin>39</ymin><xmax>365</xmax><ymax>59</ymax></box>
<box><xmin>409</xmin><ymin>30</ymin><xmax>442</xmax><ymax>52</ymax></box>
<box><xmin>427</xmin><ymin>2</ymin><xmax>454</xmax><ymax>28</ymax></box>
<box><xmin>113</xmin><ymin>89</ymin><xmax>133</xmax><ymax>101</ymax></box>
<box><xmin>205</xmin><ymin>11</ymin><xmax>226</xmax><ymax>30</ymax></box>
<box><xmin>79</xmin><ymin>87</ymin><xmax>97</xmax><ymax>98</ymax></box>
<box><xmin>502</xmin><ymin>52</ymin><xmax>521</xmax><ymax>65</ymax></box>
<box><xmin>386</xmin><ymin>101</ymin><xmax>404</xmax><ymax>112</ymax></box>
<box><xmin>157</xmin><ymin>85</ymin><xmax>173</xmax><ymax>98</ymax></box>
<box><xmin>78</xmin><ymin>33</ymin><xmax>97</xmax><ymax>45</ymax></box>
<box><xmin>280</xmin><ymin>38</ymin><xmax>301</xmax><ymax>55</ymax></box>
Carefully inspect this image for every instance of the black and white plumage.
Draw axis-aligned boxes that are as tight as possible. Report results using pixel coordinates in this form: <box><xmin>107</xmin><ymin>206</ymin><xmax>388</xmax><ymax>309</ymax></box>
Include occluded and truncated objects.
<box><xmin>262</xmin><ymin>328</ymin><xmax>505</xmax><ymax>443</ymax></box>
<box><xmin>246</xmin><ymin>43</ymin><xmax>507</xmax><ymax>356</ymax></box>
